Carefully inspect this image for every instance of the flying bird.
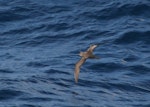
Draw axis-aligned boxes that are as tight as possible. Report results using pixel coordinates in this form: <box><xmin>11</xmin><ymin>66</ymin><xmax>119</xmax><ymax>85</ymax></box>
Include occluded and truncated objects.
<box><xmin>74</xmin><ymin>44</ymin><xmax>99</xmax><ymax>83</ymax></box>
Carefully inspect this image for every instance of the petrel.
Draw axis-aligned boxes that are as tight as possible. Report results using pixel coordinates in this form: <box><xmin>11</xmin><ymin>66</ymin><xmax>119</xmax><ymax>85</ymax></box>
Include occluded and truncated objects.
<box><xmin>74</xmin><ymin>44</ymin><xmax>99</xmax><ymax>83</ymax></box>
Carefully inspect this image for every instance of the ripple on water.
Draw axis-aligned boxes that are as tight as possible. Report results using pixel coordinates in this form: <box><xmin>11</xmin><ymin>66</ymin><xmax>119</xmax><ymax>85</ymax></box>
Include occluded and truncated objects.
<box><xmin>87</xmin><ymin>62</ymin><xmax>126</xmax><ymax>72</ymax></box>
<box><xmin>0</xmin><ymin>89</ymin><xmax>23</xmax><ymax>101</ymax></box>
<box><xmin>21</xmin><ymin>104</ymin><xmax>42</xmax><ymax>107</ymax></box>
<box><xmin>114</xmin><ymin>31</ymin><xmax>150</xmax><ymax>44</ymax></box>
<box><xmin>0</xmin><ymin>69</ymin><xmax>14</xmax><ymax>73</ymax></box>
<box><xmin>0</xmin><ymin>0</ymin><xmax>150</xmax><ymax>107</ymax></box>
<box><xmin>45</xmin><ymin>69</ymin><xmax>70</xmax><ymax>75</ymax></box>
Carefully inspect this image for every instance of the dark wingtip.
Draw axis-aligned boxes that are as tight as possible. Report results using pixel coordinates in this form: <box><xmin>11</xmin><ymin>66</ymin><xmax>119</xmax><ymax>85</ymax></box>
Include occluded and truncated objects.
<box><xmin>75</xmin><ymin>77</ymin><xmax>78</xmax><ymax>83</ymax></box>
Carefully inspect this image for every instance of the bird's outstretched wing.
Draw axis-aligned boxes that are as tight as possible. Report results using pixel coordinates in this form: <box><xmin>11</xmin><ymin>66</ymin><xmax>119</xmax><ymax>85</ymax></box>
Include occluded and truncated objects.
<box><xmin>74</xmin><ymin>57</ymin><xmax>86</xmax><ymax>83</ymax></box>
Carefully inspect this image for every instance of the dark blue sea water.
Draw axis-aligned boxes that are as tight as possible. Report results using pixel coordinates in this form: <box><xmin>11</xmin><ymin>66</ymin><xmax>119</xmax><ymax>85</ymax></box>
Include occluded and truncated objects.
<box><xmin>0</xmin><ymin>0</ymin><xmax>150</xmax><ymax>107</ymax></box>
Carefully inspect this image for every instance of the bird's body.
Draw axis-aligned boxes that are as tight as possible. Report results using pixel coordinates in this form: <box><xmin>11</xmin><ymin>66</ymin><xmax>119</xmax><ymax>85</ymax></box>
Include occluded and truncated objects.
<box><xmin>74</xmin><ymin>44</ymin><xmax>99</xmax><ymax>83</ymax></box>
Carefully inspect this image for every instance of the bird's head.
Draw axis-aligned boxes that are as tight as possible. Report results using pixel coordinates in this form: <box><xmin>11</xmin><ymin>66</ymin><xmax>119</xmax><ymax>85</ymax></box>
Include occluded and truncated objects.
<box><xmin>89</xmin><ymin>44</ymin><xmax>99</xmax><ymax>51</ymax></box>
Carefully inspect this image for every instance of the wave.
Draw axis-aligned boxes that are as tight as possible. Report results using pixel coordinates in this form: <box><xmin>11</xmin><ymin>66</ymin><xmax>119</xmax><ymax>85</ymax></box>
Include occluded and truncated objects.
<box><xmin>0</xmin><ymin>69</ymin><xmax>14</xmax><ymax>73</ymax></box>
<box><xmin>0</xmin><ymin>89</ymin><xmax>23</xmax><ymax>101</ymax></box>
<box><xmin>87</xmin><ymin>62</ymin><xmax>126</xmax><ymax>72</ymax></box>
<box><xmin>0</xmin><ymin>0</ymin><xmax>150</xmax><ymax>107</ymax></box>
<box><xmin>79</xmin><ymin>2</ymin><xmax>150</xmax><ymax>20</ymax></box>
<box><xmin>114</xmin><ymin>31</ymin><xmax>150</xmax><ymax>44</ymax></box>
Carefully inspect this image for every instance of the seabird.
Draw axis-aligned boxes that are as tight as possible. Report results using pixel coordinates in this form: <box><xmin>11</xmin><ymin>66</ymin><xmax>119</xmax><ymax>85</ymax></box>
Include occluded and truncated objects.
<box><xmin>74</xmin><ymin>44</ymin><xmax>99</xmax><ymax>83</ymax></box>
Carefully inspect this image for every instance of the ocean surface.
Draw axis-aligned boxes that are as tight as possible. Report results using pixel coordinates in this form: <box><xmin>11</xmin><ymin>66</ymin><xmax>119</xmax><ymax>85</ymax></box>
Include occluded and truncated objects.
<box><xmin>0</xmin><ymin>0</ymin><xmax>150</xmax><ymax>107</ymax></box>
